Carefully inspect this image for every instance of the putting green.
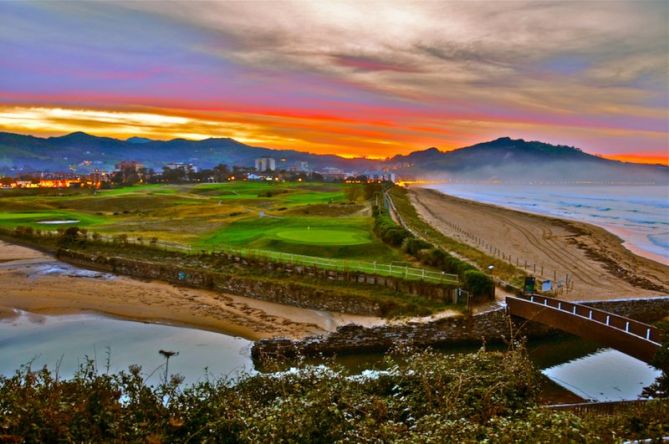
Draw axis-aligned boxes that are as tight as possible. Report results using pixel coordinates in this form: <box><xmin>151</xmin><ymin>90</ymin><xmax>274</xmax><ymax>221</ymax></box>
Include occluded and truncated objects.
<box><xmin>273</xmin><ymin>228</ymin><xmax>370</xmax><ymax>246</ymax></box>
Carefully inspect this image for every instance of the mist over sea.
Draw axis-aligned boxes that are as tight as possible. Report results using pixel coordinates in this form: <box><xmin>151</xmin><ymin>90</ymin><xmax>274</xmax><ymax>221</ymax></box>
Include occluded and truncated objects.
<box><xmin>425</xmin><ymin>184</ymin><xmax>669</xmax><ymax>264</ymax></box>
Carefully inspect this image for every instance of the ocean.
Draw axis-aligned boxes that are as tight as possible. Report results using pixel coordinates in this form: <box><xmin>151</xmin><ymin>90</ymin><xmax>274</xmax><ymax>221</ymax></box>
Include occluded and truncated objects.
<box><xmin>425</xmin><ymin>184</ymin><xmax>669</xmax><ymax>264</ymax></box>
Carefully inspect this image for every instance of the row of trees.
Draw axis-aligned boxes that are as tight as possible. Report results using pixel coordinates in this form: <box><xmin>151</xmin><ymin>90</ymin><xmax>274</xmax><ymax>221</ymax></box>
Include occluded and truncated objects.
<box><xmin>372</xmin><ymin>204</ymin><xmax>494</xmax><ymax>301</ymax></box>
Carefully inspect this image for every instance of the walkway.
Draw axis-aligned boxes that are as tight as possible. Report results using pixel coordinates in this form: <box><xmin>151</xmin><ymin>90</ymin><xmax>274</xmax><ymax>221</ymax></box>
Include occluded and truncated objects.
<box><xmin>506</xmin><ymin>294</ymin><xmax>663</xmax><ymax>363</ymax></box>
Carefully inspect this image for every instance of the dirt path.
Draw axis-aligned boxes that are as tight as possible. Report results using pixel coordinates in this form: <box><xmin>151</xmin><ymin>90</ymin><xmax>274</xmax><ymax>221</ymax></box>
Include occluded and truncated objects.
<box><xmin>410</xmin><ymin>187</ymin><xmax>669</xmax><ymax>301</ymax></box>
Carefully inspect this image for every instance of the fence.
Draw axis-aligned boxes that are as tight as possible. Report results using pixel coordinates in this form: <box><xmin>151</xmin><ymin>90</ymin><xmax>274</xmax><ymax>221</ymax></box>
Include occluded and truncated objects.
<box><xmin>412</xmin><ymin>192</ymin><xmax>576</xmax><ymax>293</ymax></box>
<box><xmin>40</xmin><ymin>230</ymin><xmax>459</xmax><ymax>286</ymax></box>
<box><xmin>217</xmin><ymin>247</ymin><xmax>459</xmax><ymax>285</ymax></box>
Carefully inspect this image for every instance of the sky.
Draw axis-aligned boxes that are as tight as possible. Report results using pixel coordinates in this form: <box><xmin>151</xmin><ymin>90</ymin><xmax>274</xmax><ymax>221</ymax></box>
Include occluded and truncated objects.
<box><xmin>0</xmin><ymin>0</ymin><xmax>667</xmax><ymax>164</ymax></box>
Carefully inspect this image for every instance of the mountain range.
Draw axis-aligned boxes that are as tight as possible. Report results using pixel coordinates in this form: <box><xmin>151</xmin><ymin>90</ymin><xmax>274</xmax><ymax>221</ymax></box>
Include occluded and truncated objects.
<box><xmin>0</xmin><ymin>131</ymin><xmax>666</xmax><ymax>184</ymax></box>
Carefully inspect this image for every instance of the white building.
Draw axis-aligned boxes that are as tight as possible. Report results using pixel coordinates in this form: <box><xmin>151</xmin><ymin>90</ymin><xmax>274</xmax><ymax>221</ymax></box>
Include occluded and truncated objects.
<box><xmin>255</xmin><ymin>157</ymin><xmax>276</xmax><ymax>172</ymax></box>
<box><xmin>165</xmin><ymin>162</ymin><xmax>198</xmax><ymax>173</ymax></box>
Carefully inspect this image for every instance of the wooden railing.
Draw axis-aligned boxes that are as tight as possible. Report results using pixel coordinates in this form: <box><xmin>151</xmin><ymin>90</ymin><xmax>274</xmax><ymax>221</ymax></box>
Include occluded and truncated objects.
<box><xmin>545</xmin><ymin>399</ymin><xmax>667</xmax><ymax>415</ymax></box>
<box><xmin>506</xmin><ymin>294</ymin><xmax>663</xmax><ymax>363</ymax></box>
<box><xmin>522</xmin><ymin>294</ymin><xmax>663</xmax><ymax>343</ymax></box>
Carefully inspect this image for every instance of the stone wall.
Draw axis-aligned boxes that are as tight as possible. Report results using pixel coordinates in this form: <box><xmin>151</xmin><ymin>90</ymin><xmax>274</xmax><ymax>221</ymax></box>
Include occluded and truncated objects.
<box><xmin>56</xmin><ymin>248</ymin><xmax>387</xmax><ymax>315</ymax></box>
<box><xmin>214</xmin><ymin>251</ymin><xmax>458</xmax><ymax>303</ymax></box>
<box><xmin>252</xmin><ymin>296</ymin><xmax>669</xmax><ymax>366</ymax></box>
<box><xmin>55</xmin><ymin>247</ymin><xmax>463</xmax><ymax>315</ymax></box>
<box><xmin>252</xmin><ymin>308</ymin><xmax>555</xmax><ymax>365</ymax></box>
<box><xmin>581</xmin><ymin>297</ymin><xmax>669</xmax><ymax>323</ymax></box>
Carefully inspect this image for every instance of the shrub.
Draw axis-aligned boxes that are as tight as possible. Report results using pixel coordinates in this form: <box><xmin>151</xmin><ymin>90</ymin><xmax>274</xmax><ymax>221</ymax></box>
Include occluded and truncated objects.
<box><xmin>1</xmin><ymin>348</ymin><xmax>667</xmax><ymax>441</ymax></box>
<box><xmin>403</xmin><ymin>238</ymin><xmax>431</xmax><ymax>256</ymax></box>
<box><xmin>463</xmin><ymin>269</ymin><xmax>495</xmax><ymax>301</ymax></box>
<box><xmin>57</xmin><ymin>226</ymin><xmax>81</xmax><ymax>246</ymax></box>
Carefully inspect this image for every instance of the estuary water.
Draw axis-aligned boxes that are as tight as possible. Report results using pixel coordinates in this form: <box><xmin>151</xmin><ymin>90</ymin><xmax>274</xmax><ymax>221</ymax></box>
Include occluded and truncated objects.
<box><xmin>425</xmin><ymin>184</ymin><xmax>669</xmax><ymax>264</ymax></box>
<box><xmin>0</xmin><ymin>311</ymin><xmax>253</xmax><ymax>386</ymax></box>
<box><xmin>0</xmin><ymin>311</ymin><xmax>659</xmax><ymax>402</ymax></box>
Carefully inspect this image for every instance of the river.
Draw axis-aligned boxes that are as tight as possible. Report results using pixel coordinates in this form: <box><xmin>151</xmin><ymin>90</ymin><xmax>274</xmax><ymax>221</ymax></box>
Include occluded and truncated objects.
<box><xmin>0</xmin><ymin>310</ymin><xmax>659</xmax><ymax>402</ymax></box>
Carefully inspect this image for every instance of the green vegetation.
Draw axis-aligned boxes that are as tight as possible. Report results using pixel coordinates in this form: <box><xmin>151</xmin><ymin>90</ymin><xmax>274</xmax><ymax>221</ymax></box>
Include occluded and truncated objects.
<box><xmin>2</xmin><ymin>227</ymin><xmax>453</xmax><ymax>316</ymax></box>
<box><xmin>389</xmin><ymin>186</ymin><xmax>525</xmax><ymax>287</ymax></box>
<box><xmin>1</xmin><ymin>347</ymin><xmax>667</xmax><ymax>442</ymax></box>
<box><xmin>0</xmin><ymin>182</ymin><xmax>403</xmax><ymax>263</ymax></box>
<box><xmin>372</xmin><ymin>192</ymin><xmax>492</xmax><ymax>301</ymax></box>
<box><xmin>0</xmin><ymin>182</ymin><xmax>467</xmax><ymax>313</ymax></box>
<box><xmin>644</xmin><ymin>320</ymin><xmax>669</xmax><ymax>398</ymax></box>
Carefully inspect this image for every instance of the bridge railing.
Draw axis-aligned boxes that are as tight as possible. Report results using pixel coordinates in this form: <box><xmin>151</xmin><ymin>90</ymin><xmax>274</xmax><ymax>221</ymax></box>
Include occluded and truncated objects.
<box><xmin>544</xmin><ymin>399</ymin><xmax>666</xmax><ymax>415</ymax></box>
<box><xmin>520</xmin><ymin>294</ymin><xmax>663</xmax><ymax>344</ymax></box>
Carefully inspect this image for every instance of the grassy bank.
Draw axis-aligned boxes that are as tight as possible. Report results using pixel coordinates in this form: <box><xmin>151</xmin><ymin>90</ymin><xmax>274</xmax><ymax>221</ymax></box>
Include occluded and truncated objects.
<box><xmin>0</xmin><ymin>229</ymin><xmax>455</xmax><ymax>317</ymax></box>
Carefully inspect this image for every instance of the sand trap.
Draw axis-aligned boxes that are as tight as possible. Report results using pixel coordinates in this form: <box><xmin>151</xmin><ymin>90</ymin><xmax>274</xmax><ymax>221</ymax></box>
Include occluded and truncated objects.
<box><xmin>37</xmin><ymin>220</ymin><xmax>79</xmax><ymax>225</ymax></box>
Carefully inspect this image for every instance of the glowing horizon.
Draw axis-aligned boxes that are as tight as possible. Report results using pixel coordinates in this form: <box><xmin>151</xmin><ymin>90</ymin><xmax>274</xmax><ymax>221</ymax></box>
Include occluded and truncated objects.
<box><xmin>1</xmin><ymin>1</ymin><xmax>667</xmax><ymax>165</ymax></box>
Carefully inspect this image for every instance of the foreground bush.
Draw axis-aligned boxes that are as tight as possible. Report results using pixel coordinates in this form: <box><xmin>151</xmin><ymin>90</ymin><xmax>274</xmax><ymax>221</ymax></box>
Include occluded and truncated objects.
<box><xmin>0</xmin><ymin>348</ymin><xmax>667</xmax><ymax>442</ymax></box>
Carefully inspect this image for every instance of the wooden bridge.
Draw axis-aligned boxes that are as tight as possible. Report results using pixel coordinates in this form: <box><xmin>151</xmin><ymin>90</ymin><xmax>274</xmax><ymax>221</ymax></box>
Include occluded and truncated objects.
<box><xmin>506</xmin><ymin>294</ymin><xmax>664</xmax><ymax>363</ymax></box>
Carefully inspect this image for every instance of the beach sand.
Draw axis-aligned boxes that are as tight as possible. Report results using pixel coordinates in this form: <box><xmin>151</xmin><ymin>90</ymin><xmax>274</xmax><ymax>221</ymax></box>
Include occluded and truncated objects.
<box><xmin>410</xmin><ymin>187</ymin><xmax>669</xmax><ymax>301</ymax></box>
<box><xmin>0</xmin><ymin>241</ymin><xmax>384</xmax><ymax>340</ymax></box>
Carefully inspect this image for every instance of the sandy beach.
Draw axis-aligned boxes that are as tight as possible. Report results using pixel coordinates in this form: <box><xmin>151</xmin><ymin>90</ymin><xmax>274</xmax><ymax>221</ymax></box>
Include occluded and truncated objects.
<box><xmin>411</xmin><ymin>187</ymin><xmax>669</xmax><ymax>301</ymax></box>
<box><xmin>0</xmin><ymin>241</ymin><xmax>386</xmax><ymax>340</ymax></box>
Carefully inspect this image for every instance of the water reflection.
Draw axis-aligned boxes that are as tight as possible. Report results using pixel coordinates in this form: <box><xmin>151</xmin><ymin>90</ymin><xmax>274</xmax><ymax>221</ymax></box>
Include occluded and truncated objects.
<box><xmin>542</xmin><ymin>348</ymin><xmax>660</xmax><ymax>402</ymax></box>
<box><xmin>0</xmin><ymin>311</ymin><xmax>253</xmax><ymax>386</ymax></box>
<box><xmin>0</xmin><ymin>311</ymin><xmax>661</xmax><ymax>401</ymax></box>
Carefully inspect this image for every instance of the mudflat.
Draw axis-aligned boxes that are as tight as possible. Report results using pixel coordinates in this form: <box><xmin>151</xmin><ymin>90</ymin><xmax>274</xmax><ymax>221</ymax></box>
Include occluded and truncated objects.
<box><xmin>410</xmin><ymin>187</ymin><xmax>669</xmax><ymax>300</ymax></box>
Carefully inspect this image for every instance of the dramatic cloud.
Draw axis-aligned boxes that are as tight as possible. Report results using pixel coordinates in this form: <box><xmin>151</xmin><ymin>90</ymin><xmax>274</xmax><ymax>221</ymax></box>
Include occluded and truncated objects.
<box><xmin>0</xmin><ymin>0</ymin><xmax>667</xmax><ymax>162</ymax></box>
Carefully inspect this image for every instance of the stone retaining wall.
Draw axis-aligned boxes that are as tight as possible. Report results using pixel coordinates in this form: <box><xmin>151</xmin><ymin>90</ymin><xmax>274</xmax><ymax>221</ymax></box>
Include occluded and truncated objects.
<box><xmin>581</xmin><ymin>297</ymin><xmax>669</xmax><ymax>323</ymax></box>
<box><xmin>56</xmin><ymin>249</ymin><xmax>382</xmax><ymax>315</ymax></box>
<box><xmin>55</xmin><ymin>248</ymin><xmax>461</xmax><ymax>315</ymax></box>
<box><xmin>252</xmin><ymin>296</ymin><xmax>669</xmax><ymax>366</ymax></box>
<box><xmin>252</xmin><ymin>308</ymin><xmax>556</xmax><ymax>365</ymax></box>
<box><xmin>213</xmin><ymin>251</ymin><xmax>458</xmax><ymax>302</ymax></box>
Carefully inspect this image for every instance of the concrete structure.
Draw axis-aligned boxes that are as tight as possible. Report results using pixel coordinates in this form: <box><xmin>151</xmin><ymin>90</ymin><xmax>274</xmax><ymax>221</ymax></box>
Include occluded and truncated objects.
<box><xmin>255</xmin><ymin>157</ymin><xmax>276</xmax><ymax>172</ymax></box>
<box><xmin>506</xmin><ymin>294</ymin><xmax>663</xmax><ymax>363</ymax></box>
<box><xmin>165</xmin><ymin>162</ymin><xmax>198</xmax><ymax>173</ymax></box>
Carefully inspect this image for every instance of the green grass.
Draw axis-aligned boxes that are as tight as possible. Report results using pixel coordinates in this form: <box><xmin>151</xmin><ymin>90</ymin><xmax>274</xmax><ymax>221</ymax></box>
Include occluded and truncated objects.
<box><xmin>0</xmin><ymin>182</ymin><xmax>404</xmax><ymax>263</ymax></box>
<box><xmin>0</xmin><ymin>211</ymin><xmax>106</xmax><ymax>229</ymax></box>
<box><xmin>274</xmin><ymin>228</ymin><xmax>368</xmax><ymax>245</ymax></box>
<box><xmin>195</xmin><ymin>215</ymin><xmax>398</xmax><ymax>260</ymax></box>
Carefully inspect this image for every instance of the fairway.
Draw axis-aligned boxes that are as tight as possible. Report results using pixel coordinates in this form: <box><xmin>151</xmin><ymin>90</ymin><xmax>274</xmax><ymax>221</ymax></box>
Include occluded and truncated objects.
<box><xmin>0</xmin><ymin>182</ymin><xmax>405</xmax><ymax>263</ymax></box>
<box><xmin>273</xmin><ymin>228</ymin><xmax>370</xmax><ymax>245</ymax></box>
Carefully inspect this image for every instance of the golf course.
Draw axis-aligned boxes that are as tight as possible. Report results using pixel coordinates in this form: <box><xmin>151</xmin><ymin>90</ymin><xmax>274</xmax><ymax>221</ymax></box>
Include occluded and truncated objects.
<box><xmin>0</xmin><ymin>182</ymin><xmax>406</xmax><ymax>263</ymax></box>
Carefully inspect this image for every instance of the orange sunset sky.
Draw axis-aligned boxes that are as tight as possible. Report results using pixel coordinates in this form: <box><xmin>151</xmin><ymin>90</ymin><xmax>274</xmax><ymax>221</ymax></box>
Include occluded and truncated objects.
<box><xmin>1</xmin><ymin>1</ymin><xmax>667</xmax><ymax>165</ymax></box>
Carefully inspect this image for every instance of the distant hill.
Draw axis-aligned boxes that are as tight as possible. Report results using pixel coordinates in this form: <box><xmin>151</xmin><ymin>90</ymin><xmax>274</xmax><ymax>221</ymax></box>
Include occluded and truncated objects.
<box><xmin>126</xmin><ymin>137</ymin><xmax>154</xmax><ymax>144</ymax></box>
<box><xmin>0</xmin><ymin>131</ymin><xmax>376</xmax><ymax>174</ymax></box>
<box><xmin>389</xmin><ymin>137</ymin><xmax>668</xmax><ymax>183</ymax></box>
<box><xmin>0</xmin><ymin>132</ymin><xmax>666</xmax><ymax>184</ymax></box>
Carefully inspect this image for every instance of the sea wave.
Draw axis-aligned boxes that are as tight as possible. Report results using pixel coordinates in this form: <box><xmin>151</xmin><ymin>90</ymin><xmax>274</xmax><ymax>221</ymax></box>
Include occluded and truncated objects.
<box><xmin>649</xmin><ymin>233</ymin><xmax>669</xmax><ymax>250</ymax></box>
<box><xmin>427</xmin><ymin>184</ymin><xmax>669</xmax><ymax>261</ymax></box>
